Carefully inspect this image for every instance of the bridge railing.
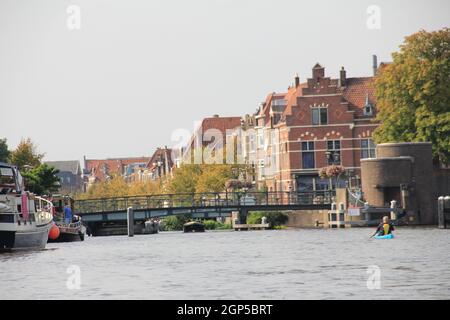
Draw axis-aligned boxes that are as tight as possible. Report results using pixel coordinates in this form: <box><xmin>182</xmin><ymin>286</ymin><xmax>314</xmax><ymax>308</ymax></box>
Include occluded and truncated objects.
<box><xmin>74</xmin><ymin>190</ymin><xmax>334</xmax><ymax>214</ymax></box>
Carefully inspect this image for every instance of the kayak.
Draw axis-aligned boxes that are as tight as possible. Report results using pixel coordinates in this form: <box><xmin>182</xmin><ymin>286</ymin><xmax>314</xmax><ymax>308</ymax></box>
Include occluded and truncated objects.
<box><xmin>374</xmin><ymin>233</ymin><xmax>394</xmax><ymax>239</ymax></box>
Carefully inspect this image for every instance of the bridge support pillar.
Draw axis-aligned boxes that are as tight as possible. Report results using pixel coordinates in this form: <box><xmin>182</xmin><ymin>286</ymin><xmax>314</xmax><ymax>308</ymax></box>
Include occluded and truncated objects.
<box><xmin>239</xmin><ymin>208</ymin><xmax>248</xmax><ymax>224</ymax></box>
<box><xmin>127</xmin><ymin>207</ymin><xmax>134</xmax><ymax>237</ymax></box>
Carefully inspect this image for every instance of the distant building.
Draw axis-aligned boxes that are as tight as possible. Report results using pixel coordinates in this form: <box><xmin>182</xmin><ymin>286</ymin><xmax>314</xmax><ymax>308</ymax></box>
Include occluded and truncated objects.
<box><xmin>83</xmin><ymin>156</ymin><xmax>150</xmax><ymax>189</ymax></box>
<box><xmin>179</xmin><ymin>115</ymin><xmax>242</xmax><ymax>165</ymax></box>
<box><xmin>45</xmin><ymin>160</ymin><xmax>83</xmax><ymax>194</ymax></box>
<box><xmin>142</xmin><ymin>147</ymin><xmax>173</xmax><ymax>181</ymax></box>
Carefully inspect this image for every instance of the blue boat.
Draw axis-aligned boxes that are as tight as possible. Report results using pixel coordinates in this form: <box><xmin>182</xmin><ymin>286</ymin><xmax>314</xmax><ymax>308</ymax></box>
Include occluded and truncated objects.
<box><xmin>374</xmin><ymin>233</ymin><xmax>394</xmax><ymax>239</ymax></box>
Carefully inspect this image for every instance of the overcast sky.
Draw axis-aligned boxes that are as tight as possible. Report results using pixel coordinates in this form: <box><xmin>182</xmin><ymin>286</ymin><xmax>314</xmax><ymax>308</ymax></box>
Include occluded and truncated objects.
<box><xmin>0</xmin><ymin>0</ymin><xmax>448</xmax><ymax>163</ymax></box>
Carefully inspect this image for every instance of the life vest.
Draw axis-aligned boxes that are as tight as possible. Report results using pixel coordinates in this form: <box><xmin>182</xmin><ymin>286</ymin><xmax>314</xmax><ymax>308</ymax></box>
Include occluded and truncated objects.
<box><xmin>383</xmin><ymin>223</ymin><xmax>390</xmax><ymax>235</ymax></box>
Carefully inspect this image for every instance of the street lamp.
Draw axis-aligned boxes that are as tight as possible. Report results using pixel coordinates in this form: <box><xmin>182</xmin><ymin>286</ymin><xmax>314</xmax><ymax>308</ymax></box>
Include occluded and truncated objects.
<box><xmin>325</xmin><ymin>151</ymin><xmax>340</xmax><ymax>165</ymax></box>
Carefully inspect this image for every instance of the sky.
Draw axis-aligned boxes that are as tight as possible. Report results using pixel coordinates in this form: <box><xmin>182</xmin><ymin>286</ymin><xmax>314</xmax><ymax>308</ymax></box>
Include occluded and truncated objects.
<box><xmin>0</xmin><ymin>0</ymin><xmax>449</xmax><ymax>164</ymax></box>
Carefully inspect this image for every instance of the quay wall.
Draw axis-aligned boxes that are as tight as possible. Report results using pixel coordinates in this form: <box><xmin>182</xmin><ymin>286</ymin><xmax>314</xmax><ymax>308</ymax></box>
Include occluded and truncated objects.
<box><xmin>286</xmin><ymin>209</ymin><xmax>329</xmax><ymax>228</ymax></box>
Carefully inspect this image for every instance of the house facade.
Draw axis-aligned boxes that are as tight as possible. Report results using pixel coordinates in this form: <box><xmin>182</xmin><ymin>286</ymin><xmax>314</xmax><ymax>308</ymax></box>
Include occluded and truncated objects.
<box><xmin>83</xmin><ymin>156</ymin><xmax>150</xmax><ymax>189</ymax></box>
<box><xmin>45</xmin><ymin>160</ymin><xmax>83</xmax><ymax>194</ymax></box>
<box><xmin>179</xmin><ymin>115</ymin><xmax>242</xmax><ymax>165</ymax></box>
<box><xmin>140</xmin><ymin>147</ymin><xmax>173</xmax><ymax>181</ymax></box>
<box><xmin>241</xmin><ymin>62</ymin><xmax>379</xmax><ymax>194</ymax></box>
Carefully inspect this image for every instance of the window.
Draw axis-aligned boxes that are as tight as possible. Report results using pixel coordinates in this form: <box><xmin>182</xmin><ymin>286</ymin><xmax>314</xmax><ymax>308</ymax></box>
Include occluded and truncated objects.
<box><xmin>326</xmin><ymin>140</ymin><xmax>341</xmax><ymax>165</ymax></box>
<box><xmin>249</xmin><ymin>133</ymin><xmax>255</xmax><ymax>152</ymax></box>
<box><xmin>296</xmin><ymin>176</ymin><xmax>314</xmax><ymax>192</ymax></box>
<box><xmin>364</xmin><ymin>104</ymin><xmax>373</xmax><ymax>116</ymax></box>
<box><xmin>257</xmin><ymin>159</ymin><xmax>265</xmax><ymax>180</ymax></box>
<box><xmin>361</xmin><ymin>139</ymin><xmax>376</xmax><ymax>159</ymax></box>
<box><xmin>302</xmin><ymin>141</ymin><xmax>315</xmax><ymax>169</ymax></box>
<box><xmin>363</xmin><ymin>94</ymin><xmax>374</xmax><ymax>116</ymax></box>
<box><xmin>312</xmin><ymin>108</ymin><xmax>328</xmax><ymax>125</ymax></box>
<box><xmin>257</xmin><ymin>129</ymin><xmax>264</xmax><ymax>149</ymax></box>
<box><xmin>0</xmin><ymin>167</ymin><xmax>15</xmax><ymax>186</ymax></box>
<box><xmin>296</xmin><ymin>175</ymin><xmax>331</xmax><ymax>192</ymax></box>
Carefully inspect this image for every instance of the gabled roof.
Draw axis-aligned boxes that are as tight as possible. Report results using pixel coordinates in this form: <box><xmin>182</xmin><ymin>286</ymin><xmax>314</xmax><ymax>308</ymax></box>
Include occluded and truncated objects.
<box><xmin>342</xmin><ymin>77</ymin><xmax>376</xmax><ymax>117</ymax></box>
<box><xmin>146</xmin><ymin>147</ymin><xmax>174</xmax><ymax>170</ymax></box>
<box><xmin>258</xmin><ymin>74</ymin><xmax>376</xmax><ymax>123</ymax></box>
<box><xmin>45</xmin><ymin>161</ymin><xmax>81</xmax><ymax>175</ymax></box>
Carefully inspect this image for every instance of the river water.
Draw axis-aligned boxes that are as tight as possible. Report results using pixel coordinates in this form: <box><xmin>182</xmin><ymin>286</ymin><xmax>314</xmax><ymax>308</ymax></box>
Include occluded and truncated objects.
<box><xmin>0</xmin><ymin>227</ymin><xmax>449</xmax><ymax>300</ymax></box>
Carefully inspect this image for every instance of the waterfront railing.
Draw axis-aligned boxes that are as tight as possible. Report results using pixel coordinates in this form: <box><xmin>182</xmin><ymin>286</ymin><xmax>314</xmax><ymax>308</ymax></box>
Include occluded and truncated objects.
<box><xmin>74</xmin><ymin>190</ymin><xmax>335</xmax><ymax>214</ymax></box>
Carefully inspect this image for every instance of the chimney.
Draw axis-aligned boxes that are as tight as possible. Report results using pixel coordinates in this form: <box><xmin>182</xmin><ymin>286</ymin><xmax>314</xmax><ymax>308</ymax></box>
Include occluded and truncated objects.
<box><xmin>339</xmin><ymin>67</ymin><xmax>346</xmax><ymax>87</ymax></box>
<box><xmin>294</xmin><ymin>73</ymin><xmax>300</xmax><ymax>87</ymax></box>
<box><xmin>372</xmin><ymin>55</ymin><xmax>378</xmax><ymax>76</ymax></box>
<box><xmin>312</xmin><ymin>63</ymin><xmax>325</xmax><ymax>80</ymax></box>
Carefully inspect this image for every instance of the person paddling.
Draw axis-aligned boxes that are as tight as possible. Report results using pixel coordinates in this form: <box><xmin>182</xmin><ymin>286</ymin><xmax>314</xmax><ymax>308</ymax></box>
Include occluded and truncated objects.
<box><xmin>373</xmin><ymin>216</ymin><xmax>395</xmax><ymax>237</ymax></box>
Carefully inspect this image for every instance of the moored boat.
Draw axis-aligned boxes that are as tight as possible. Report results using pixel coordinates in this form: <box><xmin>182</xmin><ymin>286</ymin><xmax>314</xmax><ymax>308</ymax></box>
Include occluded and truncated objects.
<box><xmin>183</xmin><ymin>221</ymin><xmax>205</xmax><ymax>233</ymax></box>
<box><xmin>48</xmin><ymin>195</ymin><xmax>86</xmax><ymax>242</ymax></box>
<box><xmin>0</xmin><ymin>162</ymin><xmax>53</xmax><ymax>251</ymax></box>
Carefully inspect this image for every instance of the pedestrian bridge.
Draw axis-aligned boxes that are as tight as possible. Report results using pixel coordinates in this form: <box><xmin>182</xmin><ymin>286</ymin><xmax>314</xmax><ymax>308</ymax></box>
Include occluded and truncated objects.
<box><xmin>75</xmin><ymin>191</ymin><xmax>334</xmax><ymax>223</ymax></box>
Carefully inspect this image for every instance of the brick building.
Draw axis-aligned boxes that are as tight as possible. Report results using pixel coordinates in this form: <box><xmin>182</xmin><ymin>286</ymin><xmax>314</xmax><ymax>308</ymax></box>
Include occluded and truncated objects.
<box><xmin>141</xmin><ymin>147</ymin><xmax>173</xmax><ymax>181</ymax></box>
<box><xmin>179</xmin><ymin>115</ymin><xmax>241</xmax><ymax>165</ymax></box>
<box><xmin>241</xmin><ymin>60</ymin><xmax>379</xmax><ymax>193</ymax></box>
<box><xmin>83</xmin><ymin>156</ymin><xmax>150</xmax><ymax>188</ymax></box>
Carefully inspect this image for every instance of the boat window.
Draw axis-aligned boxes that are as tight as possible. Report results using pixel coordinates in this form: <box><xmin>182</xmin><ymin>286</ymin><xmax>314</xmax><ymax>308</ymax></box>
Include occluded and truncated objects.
<box><xmin>0</xmin><ymin>166</ymin><xmax>16</xmax><ymax>193</ymax></box>
<box><xmin>0</xmin><ymin>167</ymin><xmax>15</xmax><ymax>185</ymax></box>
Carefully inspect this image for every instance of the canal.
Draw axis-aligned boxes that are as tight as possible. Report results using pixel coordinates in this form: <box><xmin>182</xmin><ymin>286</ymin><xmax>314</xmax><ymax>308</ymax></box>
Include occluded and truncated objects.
<box><xmin>0</xmin><ymin>227</ymin><xmax>449</xmax><ymax>299</ymax></box>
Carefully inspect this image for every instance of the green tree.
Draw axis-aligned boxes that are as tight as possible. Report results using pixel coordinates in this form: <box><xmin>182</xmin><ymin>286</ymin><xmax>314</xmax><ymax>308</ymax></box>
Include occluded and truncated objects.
<box><xmin>373</xmin><ymin>28</ymin><xmax>450</xmax><ymax>164</ymax></box>
<box><xmin>167</xmin><ymin>164</ymin><xmax>202</xmax><ymax>194</ymax></box>
<box><xmin>22</xmin><ymin>164</ymin><xmax>60</xmax><ymax>195</ymax></box>
<box><xmin>9</xmin><ymin>138</ymin><xmax>44</xmax><ymax>170</ymax></box>
<box><xmin>247</xmin><ymin>211</ymin><xmax>289</xmax><ymax>228</ymax></box>
<box><xmin>162</xmin><ymin>215</ymin><xmax>191</xmax><ymax>231</ymax></box>
<box><xmin>0</xmin><ymin>138</ymin><xmax>10</xmax><ymax>163</ymax></box>
<box><xmin>195</xmin><ymin>164</ymin><xmax>234</xmax><ymax>193</ymax></box>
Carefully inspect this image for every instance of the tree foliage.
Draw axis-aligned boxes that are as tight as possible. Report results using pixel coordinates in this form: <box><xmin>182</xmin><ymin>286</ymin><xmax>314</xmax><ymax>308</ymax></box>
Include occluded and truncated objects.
<box><xmin>247</xmin><ymin>211</ymin><xmax>289</xmax><ymax>228</ymax></box>
<box><xmin>166</xmin><ymin>163</ymin><xmax>250</xmax><ymax>194</ymax></box>
<box><xmin>166</xmin><ymin>164</ymin><xmax>202</xmax><ymax>194</ymax></box>
<box><xmin>76</xmin><ymin>174</ymin><xmax>161</xmax><ymax>199</ymax></box>
<box><xmin>9</xmin><ymin>138</ymin><xmax>44</xmax><ymax>170</ymax></box>
<box><xmin>162</xmin><ymin>215</ymin><xmax>191</xmax><ymax>231</ymax></box>
<box><xmin>22</xmin><ymin>164</ymin><xmax>60</xmax><ymax>195</ymax></box>
<box><xmin>373</xmin><ymin>28</ymin><xmax>450</xmax><ymax>164</ymax></box>
<box><xmin>0</xmin><ymin>138</ymin><xmax>10</xmax><ymax>163</ymax></box>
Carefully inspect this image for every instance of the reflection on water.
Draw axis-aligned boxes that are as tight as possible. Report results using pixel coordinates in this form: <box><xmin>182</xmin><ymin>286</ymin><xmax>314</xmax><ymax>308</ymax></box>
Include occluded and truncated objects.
<box><xmin>0</xmin><ymin>228</ymin><xmax>449</xmax><ymax>299</ymax></box>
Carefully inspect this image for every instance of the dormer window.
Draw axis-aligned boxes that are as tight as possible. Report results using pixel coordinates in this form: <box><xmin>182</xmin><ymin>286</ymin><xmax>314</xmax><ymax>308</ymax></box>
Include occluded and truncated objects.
<box><xmin>363</xmin><ymin>94</ymin><xmax>374</xmax><ymax>116</ymax></box>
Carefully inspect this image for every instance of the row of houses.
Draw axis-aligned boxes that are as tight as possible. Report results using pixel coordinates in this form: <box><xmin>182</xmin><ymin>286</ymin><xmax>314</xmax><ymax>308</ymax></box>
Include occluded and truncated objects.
<box><xmin>176</xmin><ymin>58</ymin><xmax>381</xmax><ymax>194</ymax></box>
<box><xmin>48</xmin><ymin>57</ymin><xmax>382</xmax><ymax>195</ymax></box>
<box><xmin>45</xmin><ymin>149</ymin><xmax>173</xmax><ymax>194</ymax></box>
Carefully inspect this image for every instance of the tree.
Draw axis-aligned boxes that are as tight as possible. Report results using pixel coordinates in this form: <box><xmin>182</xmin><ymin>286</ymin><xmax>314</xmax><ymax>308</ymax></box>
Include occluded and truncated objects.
<box><xmin>195</xmin><ymin>165</ymin><xmax>234</xmax><ymax>193</ymax></box>
<box><xmin>373</xmin><ymin>28</ymin><xmax>450</xmax><ymax>164</ymax></box>
<box><xmin>167</xmin><ymin>164</ymin><xmax>202</xmax><ymax>194</ymax></box>
<box><xmin>22</xmin><ymin>164</ymin><xmax>60</xmax><ymax>195</ymax></box>
<box><xmin>247</xmin><ymin>211</ymin><xmax>288</xmax><ymax>228</ymax></box>
<box><xmin>0</xmin><ymin>138</ymin><xmax>10</xmax><ymax>163</ymax></box>
<box><xmin>9</xmin><ymin>138</ymin><xmax>44</xmax><ymax>170</ymax></box>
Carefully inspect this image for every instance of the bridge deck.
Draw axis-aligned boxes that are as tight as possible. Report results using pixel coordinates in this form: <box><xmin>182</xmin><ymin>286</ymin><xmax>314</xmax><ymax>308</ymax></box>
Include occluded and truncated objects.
<box><xmin>75</xmin><ymin>191</ymin><xmax>334</xmax><ymax>218</ymax></box>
